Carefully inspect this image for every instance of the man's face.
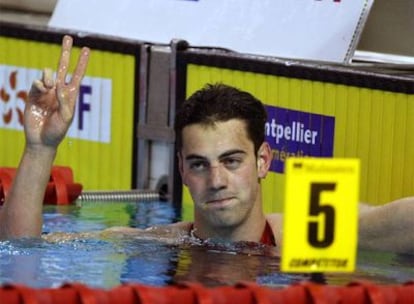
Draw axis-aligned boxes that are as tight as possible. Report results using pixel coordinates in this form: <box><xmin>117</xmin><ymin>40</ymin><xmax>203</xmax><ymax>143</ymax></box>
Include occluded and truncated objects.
<box><xmin>178</xmin><ymin>119</ymin><xmax>267</xmax><ymax>229</ymax></box>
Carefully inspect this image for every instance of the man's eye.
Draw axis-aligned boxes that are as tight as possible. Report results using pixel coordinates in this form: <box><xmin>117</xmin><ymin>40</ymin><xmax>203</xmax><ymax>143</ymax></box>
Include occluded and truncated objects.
<box><xmin>223</xmin><ymin>158</ymin><xmax>241</xmax><ymax>169</ymax></box>
<box><xmin>189</xmin><ymin>161</ymin><xmax>208</xmax><ymax>172</ymax></box>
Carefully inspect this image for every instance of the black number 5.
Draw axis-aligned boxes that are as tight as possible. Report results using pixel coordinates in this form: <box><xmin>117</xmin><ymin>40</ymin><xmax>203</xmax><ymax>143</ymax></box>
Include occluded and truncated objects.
<box><xmin>308</xmin><ymin>183</ymin><xmax>336</xmax><ymax>248</ymax></box>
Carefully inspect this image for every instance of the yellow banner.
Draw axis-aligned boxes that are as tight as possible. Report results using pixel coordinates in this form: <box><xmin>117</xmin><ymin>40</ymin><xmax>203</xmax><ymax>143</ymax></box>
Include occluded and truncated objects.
<box><xmin>0</xmin><ymin>36</ymin><xmax>136</xmax><ymax>190</ymax></box>
<box><xmin>181</xmin><ymin>64</ymin><xmax>414</xmax><ymax>220</ymax></box>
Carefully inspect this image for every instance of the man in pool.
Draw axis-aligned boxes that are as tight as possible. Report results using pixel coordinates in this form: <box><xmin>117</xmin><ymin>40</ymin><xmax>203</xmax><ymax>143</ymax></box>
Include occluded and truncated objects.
<box><xmin>0</xmin><ymin>36</ymin><xmax>413</xmax><ymax>254</ymax></box>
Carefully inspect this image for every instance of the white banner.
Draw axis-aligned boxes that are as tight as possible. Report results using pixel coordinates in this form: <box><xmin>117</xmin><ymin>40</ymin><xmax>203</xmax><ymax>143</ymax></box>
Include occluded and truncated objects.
<box><xmin>49</xmin><ymin>0</ymin><xmax>373</xmax><ymax>63</ymax></box>
<box><xmin>0</xmin><ymin>65</ymin><xmax>112</xmax><ymax>143</ymax></box>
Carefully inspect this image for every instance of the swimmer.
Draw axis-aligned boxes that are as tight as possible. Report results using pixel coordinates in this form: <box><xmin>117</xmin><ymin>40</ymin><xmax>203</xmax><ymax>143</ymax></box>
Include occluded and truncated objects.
<box><xmin>0</xmin><ymin>36</ymin><xmax>413</xmax><ymax>255</ymax></box>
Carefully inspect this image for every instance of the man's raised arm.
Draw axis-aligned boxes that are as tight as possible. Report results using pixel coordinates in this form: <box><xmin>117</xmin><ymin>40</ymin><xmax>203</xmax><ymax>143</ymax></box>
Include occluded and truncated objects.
<box><xmin>0</xmin><ymin>35</ymin><xmax>90</xmax><ymax>239</ymax></box>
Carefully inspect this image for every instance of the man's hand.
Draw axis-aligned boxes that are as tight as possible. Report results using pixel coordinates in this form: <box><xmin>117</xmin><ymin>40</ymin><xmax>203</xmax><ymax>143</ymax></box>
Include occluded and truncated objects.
<box><xmin>25</xmin><ymin>35</ymin><xmax>90</xmax><ymax>150</ymax></box>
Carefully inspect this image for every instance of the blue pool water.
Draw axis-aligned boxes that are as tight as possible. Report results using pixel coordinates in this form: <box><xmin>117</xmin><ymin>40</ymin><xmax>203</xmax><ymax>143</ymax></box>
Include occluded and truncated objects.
<box><xmin>0</xmin><ymin>201</ymin><xmax>413</xmax><ymax>289</ymax></box>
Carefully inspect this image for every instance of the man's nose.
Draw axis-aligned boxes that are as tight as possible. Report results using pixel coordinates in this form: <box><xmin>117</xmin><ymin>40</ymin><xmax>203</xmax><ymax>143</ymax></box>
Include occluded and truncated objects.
<box><xmin>208</xmin><ymin>165</ymin><xmax>227</xmax><ymax>190</ymax></box>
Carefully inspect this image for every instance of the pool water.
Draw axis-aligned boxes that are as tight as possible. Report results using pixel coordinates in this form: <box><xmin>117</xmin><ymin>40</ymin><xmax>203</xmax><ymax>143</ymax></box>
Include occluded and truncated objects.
<box><xmin>0</xmin><ymin>201</ymin><xmax>413</xmax><ymax>289</ymax></box>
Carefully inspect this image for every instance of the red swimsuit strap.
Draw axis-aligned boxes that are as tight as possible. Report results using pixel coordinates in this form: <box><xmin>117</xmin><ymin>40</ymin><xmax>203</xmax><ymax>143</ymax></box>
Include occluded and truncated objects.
<box><xmin>260</xmin><ymin>220</ymin><xmax>277</xmax><ymax>246</ymax></box>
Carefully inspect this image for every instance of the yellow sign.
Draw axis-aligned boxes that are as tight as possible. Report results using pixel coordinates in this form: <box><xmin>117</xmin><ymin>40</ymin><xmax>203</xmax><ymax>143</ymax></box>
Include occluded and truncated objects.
<box><xmin>0</xmin><ymin>36</ymin><xmax>136</xmax><ymax>190</ymax></box>
<box><xmin>281</xmin><ymin>157</ymin><xmax>360</xmax><ymax>273</ymax></box>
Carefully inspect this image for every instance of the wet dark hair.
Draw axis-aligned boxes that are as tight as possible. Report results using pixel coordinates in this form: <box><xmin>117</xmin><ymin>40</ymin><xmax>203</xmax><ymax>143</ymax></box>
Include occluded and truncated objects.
<box><xmin>174</xmin><ymin>83</ymin><xmax>267</xmax><ymax>153</ymax></box>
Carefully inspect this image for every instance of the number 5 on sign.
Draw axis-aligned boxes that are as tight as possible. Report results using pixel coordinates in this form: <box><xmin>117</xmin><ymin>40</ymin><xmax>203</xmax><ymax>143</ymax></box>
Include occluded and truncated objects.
<box><xmin>281</xmin><ymin>158</ymin><xmax>360</xmax><ymax>273</ymax></box>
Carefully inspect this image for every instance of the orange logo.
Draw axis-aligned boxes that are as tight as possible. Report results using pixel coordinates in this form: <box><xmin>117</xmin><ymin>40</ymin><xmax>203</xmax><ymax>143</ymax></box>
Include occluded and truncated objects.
<box><xmin>0</xmin><ymin>70</ymin><xmax>28</xmax><ymax>126</ymax></box>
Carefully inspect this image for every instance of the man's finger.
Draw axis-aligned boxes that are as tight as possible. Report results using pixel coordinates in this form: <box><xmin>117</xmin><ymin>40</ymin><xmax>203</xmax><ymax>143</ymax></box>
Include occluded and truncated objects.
<box><xmin>29</xmin><ymin>79</ymin><xmax>47</xmax><ymax>95</ymax></box>
<box><xmin>42</xmin><ymin>68</ymin><xmax>55</xmax><ymax>89</ymax></box>
<box><xmin>56</xmin><ymin>35</ymin><xmax>73</xmax><ymax>87</ymax></box>
<box><xmin>70</xmin><ymin>47</ymin><xmax>90</xmax><ymax>88</ymax></box>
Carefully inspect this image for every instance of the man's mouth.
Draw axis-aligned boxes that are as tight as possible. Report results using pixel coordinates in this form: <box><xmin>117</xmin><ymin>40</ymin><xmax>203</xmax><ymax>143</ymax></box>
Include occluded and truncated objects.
<box><xmin>205</xmin><ymin>197</ymin><xmax>235</xmax><ymax>208</ymax></box>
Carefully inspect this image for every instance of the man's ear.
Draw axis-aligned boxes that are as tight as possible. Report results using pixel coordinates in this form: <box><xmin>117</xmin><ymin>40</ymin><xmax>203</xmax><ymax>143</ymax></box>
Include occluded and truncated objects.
<box><xmin>257</xmin><ymin>142</ymin><xmax>272</xmax><ymax>178</ymax></box>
